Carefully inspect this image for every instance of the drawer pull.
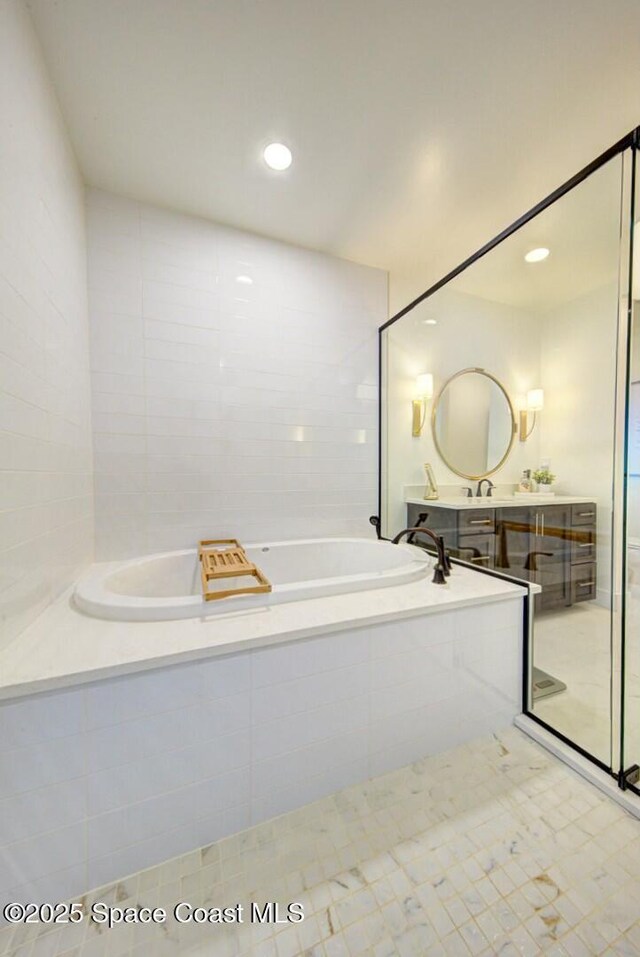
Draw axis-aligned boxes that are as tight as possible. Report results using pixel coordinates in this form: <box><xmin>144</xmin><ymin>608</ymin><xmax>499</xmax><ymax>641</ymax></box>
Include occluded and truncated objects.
<box><xmin>577</xmin><ymin>511</ymin><xmax>595</xmax><ymax>518</ymax></box>
<box><xmin>469</xmin><ymin>519</ymin><xmax>492</xmax><ymax>525</ymax></box>
<box><xmin>577</xmin><ymin>543</ymin><xmax>592</xmax><ymax>548</ymax></box>
<box><xmin>578</xmin><ymin>581</ymin><xmax>595</xmax><ymax>587</ymax></box>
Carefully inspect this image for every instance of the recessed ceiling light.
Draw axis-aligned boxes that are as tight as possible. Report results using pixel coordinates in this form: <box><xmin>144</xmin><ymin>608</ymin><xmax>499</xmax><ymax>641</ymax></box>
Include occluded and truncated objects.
<box><xmin>524</xmin><ymin>247</ymin><xmax>550</xmax><ymax>263</ymax></box>
<box><xmin>263</xmin><ymin>142</ymin><xmax>292</xmax><ymax>171</ymax></box>
<box><xmin>236</xmin><ymin>275</ymin><xmax>253</xmax><ymax>285</ymax></box>
<box><xmin>422</xmin><ymin>319</ymin><xmax>437</xmax><ymax>325</ymax></box>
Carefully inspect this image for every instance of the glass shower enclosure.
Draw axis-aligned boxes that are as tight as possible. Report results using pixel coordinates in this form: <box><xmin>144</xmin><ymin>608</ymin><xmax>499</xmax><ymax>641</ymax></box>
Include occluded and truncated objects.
<box><xmin>379</xmin><ymin>127</ymin><xmax>640</xmax><ymax>797</ymax></box>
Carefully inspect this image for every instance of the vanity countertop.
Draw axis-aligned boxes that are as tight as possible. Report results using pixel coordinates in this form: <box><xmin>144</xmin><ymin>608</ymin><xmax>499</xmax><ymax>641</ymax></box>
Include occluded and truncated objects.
<box><xmin>405</xmin><ymin>495</ymin><xmax>596</xmax><ymax>510</ymax></box>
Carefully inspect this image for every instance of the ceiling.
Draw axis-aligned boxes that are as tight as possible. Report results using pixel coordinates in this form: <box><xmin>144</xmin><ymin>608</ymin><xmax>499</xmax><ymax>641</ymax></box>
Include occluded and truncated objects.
<box><xmin>450</xmin><ymin>155</ymin><xmax>626</xmax><ymax>311</ymax></box>
<box><xmin>27</xmin><ymin>0</ymin><xmax>640</xmax><ymax>288</ymax></box>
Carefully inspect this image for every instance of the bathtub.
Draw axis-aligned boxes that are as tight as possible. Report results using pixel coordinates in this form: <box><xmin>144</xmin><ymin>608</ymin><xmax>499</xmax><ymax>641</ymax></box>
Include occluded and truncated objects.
<box><xmin>74</xmin><ymin>537</ymin><xmax>432</xmax><ymax>621</ymax></box>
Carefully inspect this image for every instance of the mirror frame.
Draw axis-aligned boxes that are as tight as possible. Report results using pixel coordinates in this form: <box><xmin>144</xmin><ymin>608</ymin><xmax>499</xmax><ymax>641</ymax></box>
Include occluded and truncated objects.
<box><xmin>430</xmin><ymin>367</ymin><xmax>517</xmax><ymax>480</ymax></box>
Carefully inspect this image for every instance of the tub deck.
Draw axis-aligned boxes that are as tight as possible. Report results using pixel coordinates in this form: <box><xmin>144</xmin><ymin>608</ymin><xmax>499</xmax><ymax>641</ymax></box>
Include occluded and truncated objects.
<box><xmin>0</xmin><ymin>561</ymin><xmax>536</xmax><ymax>701</ymax></box>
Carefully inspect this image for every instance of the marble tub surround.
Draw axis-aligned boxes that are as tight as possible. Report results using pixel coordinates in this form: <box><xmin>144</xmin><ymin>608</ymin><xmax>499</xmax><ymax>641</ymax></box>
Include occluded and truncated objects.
<box><xmin>0</xmin><ymin>595</ymin><xmax>523</xmax><ymax>910</ymax></box>
<box><xmin>0</xmin><ymin>562</ymin><xmax>531</xmax><ymax>700</ymax></box>
<box><xmin>2</xmin><ymin>728</ymin><xmax>640</xmax><ymax>957</ymax></box>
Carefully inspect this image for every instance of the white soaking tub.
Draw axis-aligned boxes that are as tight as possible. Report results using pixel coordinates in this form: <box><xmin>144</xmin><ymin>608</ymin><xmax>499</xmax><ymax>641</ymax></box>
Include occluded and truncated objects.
<box><xmin>74</xmin><ymin>537</ymin><xmax>432</xmax><ymax>621</ymax></box>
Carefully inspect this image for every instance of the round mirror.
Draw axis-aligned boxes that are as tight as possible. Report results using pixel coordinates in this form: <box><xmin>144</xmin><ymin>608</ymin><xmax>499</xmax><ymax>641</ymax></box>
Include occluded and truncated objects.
<box><xmin>431</xmin><ymin>368</ymin><xmax>516</xmax><ymax>480</ymax></box>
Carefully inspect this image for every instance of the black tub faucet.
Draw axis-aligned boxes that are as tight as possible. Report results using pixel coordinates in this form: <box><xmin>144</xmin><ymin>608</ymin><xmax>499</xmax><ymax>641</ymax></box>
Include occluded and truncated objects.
<box><xmin>391</xmin><ymin>526</ymin><xmax>450</xmax><ymax>584</ymax></box>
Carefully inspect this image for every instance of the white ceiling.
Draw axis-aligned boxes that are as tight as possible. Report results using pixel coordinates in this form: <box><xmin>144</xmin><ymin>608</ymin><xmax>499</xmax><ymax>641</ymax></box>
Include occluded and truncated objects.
<box><xmin>451</xmin><ymin>155</ymin><xmax>626</xmax><ymax>311</ymax></box>
<box><xmin>27</xmin><ymin>0</ymin><xmax>640</xmax><ymax>287</ymax></box>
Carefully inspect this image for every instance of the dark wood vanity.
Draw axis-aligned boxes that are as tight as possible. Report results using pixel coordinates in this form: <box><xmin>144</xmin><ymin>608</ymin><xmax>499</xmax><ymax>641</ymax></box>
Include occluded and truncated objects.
<box><xmin>407</xmin><ymin>500</ymin><xmax>597</xmax><ymax>610</ymax></box>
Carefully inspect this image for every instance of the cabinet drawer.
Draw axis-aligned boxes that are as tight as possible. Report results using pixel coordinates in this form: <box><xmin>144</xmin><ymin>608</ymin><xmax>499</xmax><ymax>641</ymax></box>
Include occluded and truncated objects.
<box><xmin>571</xmin><ymin>504</ymin><xmax>597</xmax><ymax>526</ymax></box>
<box><xmin>459</xmin><ymin>509</ymin><xmax>495</xmax><ymax>534</ymax></box>
<box><xmin>456</xmin><ymin>532</ymin><xmax>495</xmax><ymax>566</ymax></box>
<box><xmin>571</xmin><ymin>562</ymin><xmax>597</xmax><ymax>602</ymax></box>
<box><xmin>571</xmin><ymin>527</ymin><xmax>595</xmax><ymax>563</ymax></box>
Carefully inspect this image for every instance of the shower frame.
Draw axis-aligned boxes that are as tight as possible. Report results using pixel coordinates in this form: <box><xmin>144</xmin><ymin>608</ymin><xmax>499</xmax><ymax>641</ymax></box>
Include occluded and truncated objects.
<box><xmin>377</xmin><ymin>125</ymin><xmax>640</xmax><ymax>794</ymax></box>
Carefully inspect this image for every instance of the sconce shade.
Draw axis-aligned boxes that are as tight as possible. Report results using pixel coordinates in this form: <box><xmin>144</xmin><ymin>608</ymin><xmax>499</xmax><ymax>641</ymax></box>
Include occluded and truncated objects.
<box><xmin>416</xmin><ymin>373</ymin><xmax>434</xmax><ymax>398</ymax></box>
<box><xmin>527</xmin><ymin>389</ymin><xmax>544</xmax><ymax>412</ymax></box>
<box><xmin>519</xmin><ymin>388</ymin><xmax>543</xmax><ymax>442</ymax></box>
<box><xmin>412</xmin><ymin>374</ymin><xmax>433</xmax><ymax>437</ymax></box>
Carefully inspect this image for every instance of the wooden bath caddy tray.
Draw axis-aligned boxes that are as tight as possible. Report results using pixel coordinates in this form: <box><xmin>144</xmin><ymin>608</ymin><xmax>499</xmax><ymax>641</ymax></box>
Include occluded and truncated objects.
<box><xmin>198</xmin><ymin>539</ymin><xmax>272</xmax><ymax>602</ymax></box>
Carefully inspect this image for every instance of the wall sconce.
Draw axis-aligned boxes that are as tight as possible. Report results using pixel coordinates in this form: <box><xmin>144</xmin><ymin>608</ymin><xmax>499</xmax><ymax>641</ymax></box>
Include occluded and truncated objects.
<box><xmin>519</xmin><ymin>388</ymin><xmax>544</xmax><ymax>441</ymax></box>
<box><xmin>412</xmin><ymin>373</ymin><xmax>434</xmax><ymax>437</ymax></box>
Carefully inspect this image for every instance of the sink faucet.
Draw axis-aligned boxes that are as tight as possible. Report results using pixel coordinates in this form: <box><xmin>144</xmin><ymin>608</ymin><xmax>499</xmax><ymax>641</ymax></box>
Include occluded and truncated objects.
<box><xmin>476</xmin><ymin>479</ymin><xmax>495</xmax><ymax>497</ymax></box>
<box><xmin>461</xmin><ymin>486</ymin><xmax>473</xmax><ymax>498</ymax></box>
<box><xmin>391</xmin><ymin>526</ymin><xmax>451</xmax><ymax>584</ymax></box>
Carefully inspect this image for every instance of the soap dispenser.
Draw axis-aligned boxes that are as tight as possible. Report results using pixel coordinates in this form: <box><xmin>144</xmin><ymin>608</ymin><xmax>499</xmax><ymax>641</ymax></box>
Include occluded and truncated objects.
<box><xmin>518</xmin><ymin>470</ymin><xmax>532</xmax><ymax>493</ymax></box>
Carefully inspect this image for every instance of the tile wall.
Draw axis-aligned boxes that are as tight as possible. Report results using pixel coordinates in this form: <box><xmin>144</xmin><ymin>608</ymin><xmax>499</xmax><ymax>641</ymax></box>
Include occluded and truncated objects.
<box><xmin>0</xmin><ymin>1</ymin><xmax>93</xmax><ymax>653</ymax></box>
<box><xmin>87</xmin><ymin>189</ymin><xmax>386</xmax><ymax>559</ymax></box>
<box><xmin>0</xmin><ymin>599</ymin><xmax>522</xmax><ymax>906</ymax></box>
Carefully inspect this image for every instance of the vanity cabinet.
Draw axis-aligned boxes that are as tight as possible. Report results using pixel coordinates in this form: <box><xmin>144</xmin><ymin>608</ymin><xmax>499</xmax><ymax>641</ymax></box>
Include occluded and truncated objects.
<box><xmin>497</xmin><ymin>504</ymin><xmax>573</xmax><ymax>611</ymax></box>
<box><xmin>406</xmin><ymin>503</ymin><xmax>496</xmax><ymax>565</ymax></box>
<box><xmin>406</xmin><ymin>500</ymin><xmax>597</xmax><ymax>611</ymax></box>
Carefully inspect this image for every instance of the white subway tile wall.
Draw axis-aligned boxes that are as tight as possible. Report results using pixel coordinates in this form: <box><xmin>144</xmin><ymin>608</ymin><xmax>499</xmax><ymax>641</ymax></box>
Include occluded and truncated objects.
<box><xmin>87</xmin><ymin>189</ymin><xmax>386</xmax><ymax>559</ymax></box>
<box><xmin>0</xmin><ymin>600</ymin><xmax>522</xmax><ymax>907</ymax></box>
<box><xmin>0</xmin><ymin>2</ymin><xmax>93</xmax><ymax>653</ymax></box>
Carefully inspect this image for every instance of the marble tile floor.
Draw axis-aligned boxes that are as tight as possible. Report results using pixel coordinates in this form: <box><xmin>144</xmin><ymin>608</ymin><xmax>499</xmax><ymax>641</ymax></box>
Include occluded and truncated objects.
<box><xmin>2</xmin><ymin>727</ymin><xmax>640</xmax><ymax>957</ymax></box>
<box><xmin>533</xmin><ymin>601</ymin><xmax>640</xmax><ymax>765</ymax></box>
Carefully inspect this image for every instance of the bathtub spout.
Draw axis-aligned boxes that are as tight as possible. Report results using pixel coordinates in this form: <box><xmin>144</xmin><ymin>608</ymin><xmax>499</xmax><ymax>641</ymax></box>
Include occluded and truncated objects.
<box><xmin>391</xmin><ymin>526</ymin><xmax>450</xmax><ymax>584</ymax></box>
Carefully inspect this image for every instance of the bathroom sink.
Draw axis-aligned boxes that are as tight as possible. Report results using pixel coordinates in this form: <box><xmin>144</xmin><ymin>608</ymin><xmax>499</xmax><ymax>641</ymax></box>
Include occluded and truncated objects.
<box><xmin>425</xmin><ymin>495</ymin><xmax>517</xmax><ymax>508</ymax></box>
<box><xmin>458</xmin><ymin>499</ymin><xmax>516</xmax><ymax>506</ymax></box>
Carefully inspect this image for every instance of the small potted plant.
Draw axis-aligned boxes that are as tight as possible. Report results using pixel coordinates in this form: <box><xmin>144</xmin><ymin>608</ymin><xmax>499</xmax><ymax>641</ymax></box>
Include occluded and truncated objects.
<box><xmin>532</xmin><ymin>467</ymin><xmax>556</xmax><ymax>494</ymax></box>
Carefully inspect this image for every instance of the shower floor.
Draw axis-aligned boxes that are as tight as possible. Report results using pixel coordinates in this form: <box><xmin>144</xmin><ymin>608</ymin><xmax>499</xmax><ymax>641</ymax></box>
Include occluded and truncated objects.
<box><xmin>1</xmin><ymin>728</ymin><xmax>639</xmax><ymax>957</ymax></box>
<box><xmin>533</xmin><ymin>601</ymin><xmax>640</xmax><ymax>766</ymax></box>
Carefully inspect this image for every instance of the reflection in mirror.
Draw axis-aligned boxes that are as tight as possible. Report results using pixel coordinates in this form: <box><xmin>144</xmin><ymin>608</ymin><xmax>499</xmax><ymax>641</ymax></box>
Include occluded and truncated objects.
<box><xmin>432</xmin><ymin>369</ymin><xmax>515</xmax><ymax>479</ymax></box>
